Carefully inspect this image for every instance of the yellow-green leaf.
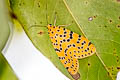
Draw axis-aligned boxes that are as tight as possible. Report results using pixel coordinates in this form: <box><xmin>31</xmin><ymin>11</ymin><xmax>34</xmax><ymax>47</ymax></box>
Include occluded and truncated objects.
<box><xmin>0</xmin><ymin>53</ymin><xmax>18</xmax><ymax>80</ymax></box>
<box><xmin>10</xmin><ymin>0</ymin><xmax>120</xmax><ymax>80</ymax></box>
<box><xmin>0</xmin><ymin>0</ymin><xmax>10</xmax><ymax>51</ymax></box>
<box><xmin>0</xmin><ymin>0</ymin><xmax>18</xmax><ymax>80</ymax></box>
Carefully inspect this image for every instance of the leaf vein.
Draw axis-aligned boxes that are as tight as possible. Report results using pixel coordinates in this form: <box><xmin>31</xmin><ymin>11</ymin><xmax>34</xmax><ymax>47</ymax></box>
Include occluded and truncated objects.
<box><xmin>63</xmin><ymin>0</ymin><xmax>114</xmax><ymax>80</ymax></box>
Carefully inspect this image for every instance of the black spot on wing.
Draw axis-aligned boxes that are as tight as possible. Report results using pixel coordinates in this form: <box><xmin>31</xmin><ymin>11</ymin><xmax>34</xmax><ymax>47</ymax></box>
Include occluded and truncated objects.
<box><xmin>55</xmin><ymin>48</ymin><xmax>60</xmax><ymax>52</ymax></box>
<box><xmin>87</xmin><ymin>48</ymin><xmax>89</xmax><ymax>50</ymax></box>
<box><xmin>78</xmin><ymin>47</ymin><xmax>80</xmax><ymax>49</ymax></box>
<box><xmin>60</xmin><ymin>44</ymin><xmax>62</xmax><ymax>47</ymax></box>
<box><xmin>56</xmin><ymin>34</ymin><xmax>58</xmax><ymax>36</ymax></box>
<box><xmin>69</xmin><ymin>31</ymin><xmax>73</xmax><ymax>39</ymax></box>
<box><xmin>64</xmin><ymin>48</ymin><xmax>68</xmax><ymax>53</ymax></box>
<box><xmin>65</xmin><ymin>54</ymin><xmax>67</xmax><ymax>56</ymax></box>
<box><xmin>63</xmin><ymin>35</ymin><xmax>66</xmax><ymax>37</ymax></box>
<box><xmin>60</xmin><ymin>40</ymin><xmax>63</xmax><ymax>43</ymax></box>
<box><xmin>77</xmin><ymin>41</ymin><xmax>80</xmax><ymax>43</ymax></box>
<box><xmin>64</xmin><ymin>61</ymin><xmax>67</xmax><ymax>64</ymax></box>
<box><xmin>85</xmin><ymin>50</ymin><xmax>87</xmax><ymax>52</ymax></box>
<box><xmin>57</xmin><ymin>30</ymin><xmax>60</xmax><ymax>32</ymax></box>
<box><xmin>73</xmin><ymin>44</ymin><xmax>75</xmax><ymax>47</ymax></box>
<box><xmin>74</xmin><ymin>51</ymin><xmax>76</xmax><ymax>53</ymax></box>
<box><xmin>51</xmin><ymin>31</ymin><xmax>54</xmax><ymax>34</ymax></box>
<box><xmin>60</xmin><ymin>35</ymin><xmax>62</xmax><ymax>37</ymax></box>
<box><xmin>88</xmin><ymin>42</ymin><xmax>92</xmax><ymax>46</ymax></box>
<box><xmin>66</xmin><ymin>67</ymin><xmax>69</xmax><ymax>70</ymax></box>
<box><xmin>63</xmin><ymin>39</ymin><xmax>66</xmax><ymax>42</ymax></box>
<box><xmin>64</xmin><ymin>31</ymin><xmax>67</xmax><ymax>34</ymax></box>
<box><xmin>81</xmin><ymin>46</ymin><xmax>83</xmax><ymax>49</ymax></box>
<box><xmin>81</xmin><ymin>41</ymin><xmax>86</xmax><ymax>45</ymax></box>
<box><xmin>60</xmin><ymin>48</ymin><xmax>62</xmax><ymax>50</ymax></box>
<box><xmin>74</xmin><ymin>54</ymin><xmax>76</xmax><ymax>57</ymax></box>
<box><xmin>67</xmin><ymin>39</ymin><xmax>70</xmax><ymax>42</ymax></box>
<box><xmin>63</xmin><ymin>28</ymin><xmax>66</xmax><ymax>31</ymax></box>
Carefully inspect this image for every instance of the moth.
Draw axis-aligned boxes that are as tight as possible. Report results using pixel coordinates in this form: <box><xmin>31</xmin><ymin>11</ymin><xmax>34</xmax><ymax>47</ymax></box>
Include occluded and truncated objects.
<box><xmin>47</xmin><ymin>24</ymin><xmax>96</xmax><ymax>79</ymax></box>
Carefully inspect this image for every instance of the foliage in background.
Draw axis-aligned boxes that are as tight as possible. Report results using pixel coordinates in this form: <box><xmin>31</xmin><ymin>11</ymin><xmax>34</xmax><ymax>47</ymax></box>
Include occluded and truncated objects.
<box><xmin>0</xmin><ymin>0</ymin><xmax>10</xmax><ymax>51</ymax></box>
<box><xmin>0</xmin><ymin>53</ymin><xmax>18</xmax><ymax>80</ymax></box>
<box><xmin>0</xmin><ymin>0</ymin><xmax>18</xmax><ymax>80</ymax></box>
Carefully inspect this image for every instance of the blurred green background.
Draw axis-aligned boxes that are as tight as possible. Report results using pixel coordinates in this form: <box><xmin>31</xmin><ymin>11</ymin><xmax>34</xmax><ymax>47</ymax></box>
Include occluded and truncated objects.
<box><xmin>0</xmin><ymin>0</ymin><xmax>18</xmax><ymax>80</ymax></box>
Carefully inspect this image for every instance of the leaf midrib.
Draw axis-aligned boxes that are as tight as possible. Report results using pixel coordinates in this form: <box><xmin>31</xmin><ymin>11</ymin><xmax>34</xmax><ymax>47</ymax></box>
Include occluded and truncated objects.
<box><xmin>62</xmin><ymin>0</ymin><xmax>114</xmax><ymax>80</ymax></box>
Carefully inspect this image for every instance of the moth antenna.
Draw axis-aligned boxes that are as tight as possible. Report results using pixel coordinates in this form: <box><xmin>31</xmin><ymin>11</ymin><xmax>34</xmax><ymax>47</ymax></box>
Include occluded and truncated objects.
<box><xmin>46</xmin><ymin>0</ymin><xmax>48</xmax><ymax>25</ymax></box>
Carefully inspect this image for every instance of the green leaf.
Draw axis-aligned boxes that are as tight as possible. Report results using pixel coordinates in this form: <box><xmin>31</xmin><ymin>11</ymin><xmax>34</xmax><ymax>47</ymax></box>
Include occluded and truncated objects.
<box><xmin>0</xmin><ymin>53</ymin><xmax>18</xmax><ymax>80</ymax></box>
<box><xmin>0</xmin><ymin>1</ymin><xmax>18</xmax><ymax>80</ymax></box>
<box><xmin>10</xmin><ymin>0</ymin><xmax>120</xmax><ymax>80</ymax></box>
<box><xmin>0</xmin><ymin>0</ymin><xmax>10</xmax><ymax>51</ymax></box>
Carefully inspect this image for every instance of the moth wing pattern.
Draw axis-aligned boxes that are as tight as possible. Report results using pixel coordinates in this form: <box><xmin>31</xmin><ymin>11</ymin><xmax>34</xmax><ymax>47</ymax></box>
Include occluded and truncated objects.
<box><xmin>47</xmin><ymin>24</ymin><xmax>96</xmax><ymax>77</ymax></box>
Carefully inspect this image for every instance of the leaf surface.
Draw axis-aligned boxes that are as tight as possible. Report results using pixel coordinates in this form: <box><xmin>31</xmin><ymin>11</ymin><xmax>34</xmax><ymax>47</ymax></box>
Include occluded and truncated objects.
<box><xmin>10</xmin><ymin>0</ymin><xmax>120</xmax><ymax>80</ymax></box>
<box><xmin>0</xmin><ymin>1</ymin><xmax>18</xmax><ymax>80</ymax></box>
<box><xmin>0</xmin><ymin>53</ymin><xmax>18</xmax><ymax>80</ymax></box>
<box><xmin>0</xmin><ymin>0</ymin><xmax>10</xmax><ymax>51</ymax></box>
